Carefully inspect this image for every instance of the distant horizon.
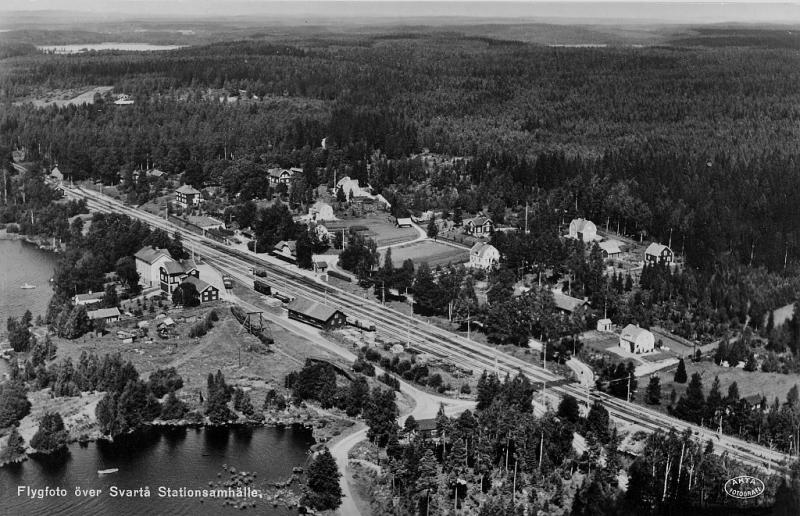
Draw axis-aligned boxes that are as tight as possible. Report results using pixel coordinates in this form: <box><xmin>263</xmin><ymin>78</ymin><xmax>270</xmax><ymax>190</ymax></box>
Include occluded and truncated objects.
<box><xmin>2</xmin><ymin>2</ymin><xmax>800</xmax><ymax>26</ymax></box>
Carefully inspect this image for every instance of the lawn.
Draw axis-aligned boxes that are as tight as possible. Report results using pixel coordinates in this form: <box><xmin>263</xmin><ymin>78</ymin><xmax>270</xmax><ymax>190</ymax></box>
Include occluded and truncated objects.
<box><xmin>380</xmin><ymin>240</ymin><xmax>469</xmax><ymax>268</ymax></box>
<box><xmin>326</xmin><ymin>215</ymin><xmax>419</xmax><ymax>247</ymax></box>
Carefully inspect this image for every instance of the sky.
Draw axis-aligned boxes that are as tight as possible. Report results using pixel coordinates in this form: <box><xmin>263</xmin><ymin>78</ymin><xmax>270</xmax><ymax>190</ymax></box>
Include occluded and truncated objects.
<box><xmin>1</xmin><ymin>1</ymin><xmax>799</xmax><ymax>25</ymax></box>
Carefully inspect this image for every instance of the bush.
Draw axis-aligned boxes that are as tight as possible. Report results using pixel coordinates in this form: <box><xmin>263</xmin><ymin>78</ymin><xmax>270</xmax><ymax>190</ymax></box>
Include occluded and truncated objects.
<box><xmin>5</xmin><ymin>224</ymin><xmax>19</xmax><ymax>234</ymax></box>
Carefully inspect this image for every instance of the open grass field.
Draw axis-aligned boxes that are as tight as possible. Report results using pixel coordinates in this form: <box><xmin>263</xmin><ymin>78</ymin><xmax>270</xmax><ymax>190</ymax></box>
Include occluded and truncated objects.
<box><xmin>326</xmin><ymin>215</ymin><xmax>419</xmax><ymax>247</ymax></box>
<box><xmin>380</xmin><ymin>240</ymin><xmax>469</xmax><ymax>268</ymax></box>
<box><xmin>635</xmin><ymin>359</ymin><xmax>800</xmax><ymax>411</ymax></box>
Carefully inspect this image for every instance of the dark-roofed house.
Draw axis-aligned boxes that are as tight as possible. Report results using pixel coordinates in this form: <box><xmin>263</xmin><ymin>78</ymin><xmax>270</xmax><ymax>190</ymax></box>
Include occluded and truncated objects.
<box><xmin>313</xmin><ymin>261</ymin><xmax>329</xmax><ymax>274</ymax></box>
<box><xmin>159</xmin><ymin>258</ymin><xmax>199</xmax><ymax>293</ymax></box>
<box><xmin>287</xmin><ymin>297</ymin><xmax>346</xmax><ymax>330</ymax></box>
<box><xmin>134</xmin><ymin>246</ymin><xmax>173</xmax><ymax>287</ymax></box>
<box><xmin>413</xmin><ymin>418</ymin><xmax>439</xmax><ymax>439</ymax></box>
<box><xmin>87</xmin><ymin>307</ymin><xmax>121</xmax><ymax>324</ymax></box>
<box><xmin>74</xmin><ymin>292</ymin><xmax>104</xmax><ymax>306</ymax></box>
<box><xmin>273</xmin><ymin>240</ymin><xmax>297</xmax><ymax>261</ymax></box>
<box><xmin>645</xmin><ymin>243</ymin><xmax>674</xmax><ymax>265</ymax></box>
<box><xmin>619</xmin><ymin>324</ymin><xmax>655</xmax><ymax>354</ymax></box>
<box><xmin>598</xmin><ymin>240</ymin><xmax>622</xmax><ymax>259</ymax></box>
<box><xmin>182</xmin><ymin>276</ymin><xmax>220</xmax><ymax>303</ymax></box>
<box><xmin>464</xmin><ymin>217</ymin><xmax>493</xmax><ymax>235</ymax></box>
<box><xmin>268</xmin><ymin>168</ymin><xmax>293</xmax><ymax>185</ymax></box>
<box><xmin>469</xmin><ymin>242</ymin><xmax>500</xmax><ymax>269</ymax></box>
<box><xmin>743</xmin><ymin>394</ymin><xmax>764</xmax><ymax>412</ymax></box>
<box><xmin>569</xmin><ymin>218</ymin><xmax>597</xmax><ymax>242</ymax></box>
<box><xmin>175</xmin><ymin>184</ymin><xmax>201</xmax><ymax>208</ymax></box>
<box><xmin>552</xmin><ymin>291</ymin><xmax>587</xmax><ymax>316</ymax></box>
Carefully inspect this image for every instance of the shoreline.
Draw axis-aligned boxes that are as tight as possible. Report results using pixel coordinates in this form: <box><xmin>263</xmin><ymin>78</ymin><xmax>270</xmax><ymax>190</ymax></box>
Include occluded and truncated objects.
<box><xmin>2</xmin><ymin>404</ymin><xmax>351</xmax><ymax>468</ymax></box>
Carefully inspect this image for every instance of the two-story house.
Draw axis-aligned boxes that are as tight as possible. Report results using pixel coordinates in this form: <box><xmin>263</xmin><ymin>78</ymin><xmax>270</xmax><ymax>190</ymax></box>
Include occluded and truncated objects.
<box><xmin>469</xmin><ymin>242</ymin><xmax>500</xmax><ymax>269</ymax></box>
<box><xmin>159</xmin><ymin>258</ymin><xmax>199</xmax><ymax>294</ymax></box>
<box><xmin>175</xmin><ymin>185</ymin><xmax>201</xmax><ymax>208</ymax></box>
<box><xmin>134</xmin><ymin>246</ymin><xmax>173</xmax><ymax>288</ymax></box>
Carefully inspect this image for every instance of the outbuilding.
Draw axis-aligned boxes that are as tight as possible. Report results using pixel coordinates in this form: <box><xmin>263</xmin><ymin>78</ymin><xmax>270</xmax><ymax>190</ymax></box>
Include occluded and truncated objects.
<box><xmin>598</xmin><ymin>240</ymin><xmax>622</xmax><ymax>259</ymax></box>
<box><xmin>87</xmin><ymin>307</ymin><xmax>121</xmax><ymax>324</ymax></box>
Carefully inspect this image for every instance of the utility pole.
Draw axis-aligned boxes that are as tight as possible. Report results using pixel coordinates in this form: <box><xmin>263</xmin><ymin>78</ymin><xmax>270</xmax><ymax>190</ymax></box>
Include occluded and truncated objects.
<box><xmin>525</xmin><ymin>203</ymin><xmax>528</xmax><ymax>234</ymax></box>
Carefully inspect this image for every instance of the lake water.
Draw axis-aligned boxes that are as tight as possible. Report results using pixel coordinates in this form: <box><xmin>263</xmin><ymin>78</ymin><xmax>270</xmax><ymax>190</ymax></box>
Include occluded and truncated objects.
<box><xmin>36</xmin><ymin>44</ymin><xmax>186</xmax><ymax>54</ymax></box>
<box><xmin>0</xmin><ymin>239</ymin><xmax>59</xmax><ymax>323</ymax></box>
<box><xmin>0</xmin><ymin>425</ymin><xmax>315</xmax><ymax>516</ymax></box>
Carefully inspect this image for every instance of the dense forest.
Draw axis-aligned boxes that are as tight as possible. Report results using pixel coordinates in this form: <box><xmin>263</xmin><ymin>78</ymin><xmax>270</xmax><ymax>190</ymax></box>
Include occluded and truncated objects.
<box><xmin>4</xmin><ymin>29</ymin><xmax>800</xmax><ymax>270</ymax></box>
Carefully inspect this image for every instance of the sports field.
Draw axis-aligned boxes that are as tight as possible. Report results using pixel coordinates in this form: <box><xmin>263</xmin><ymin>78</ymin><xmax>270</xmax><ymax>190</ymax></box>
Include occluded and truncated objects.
<box><xmin>380</xmin><ymin>240</ymin><xmax>469</xmax><ymax>268</ymax></box>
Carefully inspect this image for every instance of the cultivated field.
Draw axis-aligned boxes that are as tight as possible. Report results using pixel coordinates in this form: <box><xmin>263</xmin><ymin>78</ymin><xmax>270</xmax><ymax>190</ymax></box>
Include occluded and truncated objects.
<box><xmin>380</xmin><ymin>240</ymin><xmax>469</xmax><ymax>268</ymax></box>
<box><xmin>13</xmin><ymin>86</ymin><xmax>114</xmax><ymax>108</ymax></box>
<box><xmin>639</xmin><ymin>360</ymin><xmax>800</xmax><ymax>410</ymax></box>
<box><xmin>326</xmin><ymin>215</ymin><xmax>419</xmax><ymax>247</ymax></box>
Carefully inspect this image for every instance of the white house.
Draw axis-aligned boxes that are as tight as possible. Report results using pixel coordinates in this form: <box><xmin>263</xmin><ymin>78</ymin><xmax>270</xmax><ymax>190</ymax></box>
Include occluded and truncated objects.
<box><xmin>335</xmin><ymin>176</ymin><xmax>371</xmax><ymax>199</ymax></box>
<box><xmin>74</xmin><ymin>292</ymin><xmax>104</xmax><ymax>306</ymax></box>
<box><xmin>50</xmin><ymin>166</ymin><xmax>64</xmax><ymax>182</ymax></box>
<box><xmin>310</xmin><ymin>201</ymin><xmax>335</xmax><ymax>222</ymax></box>
<box><xmin>619</xmin><ymin>324</ymin><xmax>655</xmax><ymax>354</ymax></box>
<box><xmin>396</xmin><ymin>217</ymin><xmax>413</xmax><ymax>228</ymax></box>
<box><xmin>469</xmin><ymin>242</ymin><xmax>500</xmax><ymax>269</ymax></box>
<box><xmin>134</xmin><ymin>246</ymin><xmax>173</xmax><ymax>288</ymax></box>
<box><xmin>569</xmin><ymin>218</ymin><xmax>597</xmax><ymax>242</ymax></box>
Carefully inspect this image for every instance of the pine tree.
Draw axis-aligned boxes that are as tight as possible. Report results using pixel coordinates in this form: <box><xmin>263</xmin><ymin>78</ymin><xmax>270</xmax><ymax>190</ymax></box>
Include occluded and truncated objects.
<box><xmin>304</xmin><ymin>448</ymin><xmax>343</xmax><ymax>510</ymax></box>
<box><xmin>586</xmin><ymin>402</ymin><xmax>611</xmax><ymax>444</ymax></box>
<box><xmin>426</xmin><ymin>217</ymin><xmax>439</xmax><ymax>240</ymax></box>
<box><xmin>675</xmin><ymin>372</ymin><xmax>705</xmax><ymax>424</ymax></box>
<box><xmin>645</xmin><ymin>376</ymin><xmax>661</xmax><ymax>405</ymax></box>
<box><xmin>557</xmin><ymin>394</ymin><xmax>581</xmax><ymax>423</ymax></box>
<box><xmin>706</xmin><ymin>376</ymin><xmax>723</xmax><ymax>424</ymax></box>
<box><xmin>674</xmin><ymin>357</ymin><xmax>688</xmax><ymax>383</ymax></box>
<box><xmin>404</xmin><ymin>414</ymin><xmax>419</xmax><ymax>433</ymax></box>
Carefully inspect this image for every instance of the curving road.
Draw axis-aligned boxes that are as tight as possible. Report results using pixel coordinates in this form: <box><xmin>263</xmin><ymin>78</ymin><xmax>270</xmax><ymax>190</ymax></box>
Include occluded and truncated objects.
<box><xmin>62</xmin><ymin>186</ymin><xmax>791</xmax><ymax>473</ymax></box>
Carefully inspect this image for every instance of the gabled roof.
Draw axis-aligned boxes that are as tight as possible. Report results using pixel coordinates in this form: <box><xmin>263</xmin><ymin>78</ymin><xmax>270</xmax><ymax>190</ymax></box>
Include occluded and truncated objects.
<box><xmin>620</xmin><ymin>324</ymin><xmax>652</xmax><ymax>342</ymax></box>
<box><xmin>470</xmin><ymin>242</ymin><xmax>498</xmax><ymax>259</ymax></box>
<box><xmin>134</xmin><ymin>246</ymin><xmax>172</xmax><ymax>264</ymax></box>
<box><xmin>183</xmin><ymin>275</ymin><xmax>217</xmax><ymax>293</ymax></box>
<box><xmin>176</xmin><ymin>184</ymin><xmax>200</xmax><ymax>195</ymax></box>
<box><xmin>274</xmin><ymin>240</ymin><xmax>297</xmax><ymax>253</ymax></box>
<box><xmin>598</xmin><ymin>240</ymin><xmax>622</xmax><ymax>255</ymax></box>
<box><xmin>552</xmin><ymin>291</ymin><xmax>586</xmax><ymax>313</ymax></box>
<box><xmin>163</xmin><ymin>258</ymin><xmax>197</xmax><ymax>275</ymax></box>
<box><xmin>743</xmin><ymin>394</ymin><xmax>763</xmax><ymax>406</ymax></box>
<box><xmin>87</xmin><ymin>307</ymin><xmax>121</xmax><ymax>320</ymax></box>
<box><xmin>646</xmin><ymin>243</ymin><xmax>671</xmax><ymax>256</ymax></box>
<box><xmin>268</xmin><ymin>168</ymin><xmax>290</xmax><ymax>179</ymax></box>
<box><xmin>469</xmin><ymin>217</ymin><xmax>492</xmax><ymax>226</ymax></box>
<box><xmin>287</xmin><ymin>297</ymin><xmax>340</xmax><ymax>322</ymax></box>
<box><xmin>571</xmin><ymin>218</ymin><xmax>595</xmax><ymax>232</ymax></box>
<box><xmin>397</xmin><ymin>217</ymin><xmax>413</xmax><ymax>226</ymax></box>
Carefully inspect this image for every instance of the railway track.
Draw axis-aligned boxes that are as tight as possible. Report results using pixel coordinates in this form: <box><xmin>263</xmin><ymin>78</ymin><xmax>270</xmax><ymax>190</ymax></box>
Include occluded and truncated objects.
<box><xmin>64</xmin><ymin>186</ymin><xmax>791</xmax><ymax>472</ymax></box>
